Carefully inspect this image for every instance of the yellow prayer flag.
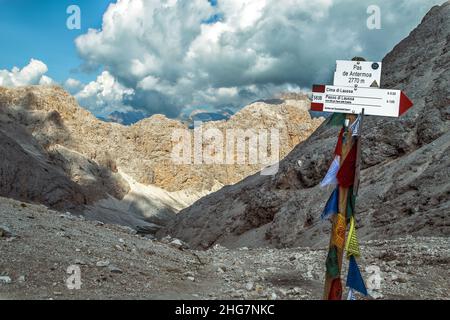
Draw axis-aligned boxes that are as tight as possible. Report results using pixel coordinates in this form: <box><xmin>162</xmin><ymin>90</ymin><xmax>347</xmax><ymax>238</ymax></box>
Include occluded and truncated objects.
<box><xmin>345</xmin><ymin>216</ymin><xmax>360</xmax><ymax>258</ymax></box>
<box><xmin>332</xmin><ymin>213</ymin><xmax>346</xmax><ymax>249</ymax></box>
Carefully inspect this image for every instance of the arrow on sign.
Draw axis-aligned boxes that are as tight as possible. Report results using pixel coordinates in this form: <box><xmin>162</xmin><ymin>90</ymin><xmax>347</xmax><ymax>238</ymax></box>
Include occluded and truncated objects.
<box><xmin>311</xmin><ymin>84</ymin><xmax>413</xmax><ymax>117</ymax></box>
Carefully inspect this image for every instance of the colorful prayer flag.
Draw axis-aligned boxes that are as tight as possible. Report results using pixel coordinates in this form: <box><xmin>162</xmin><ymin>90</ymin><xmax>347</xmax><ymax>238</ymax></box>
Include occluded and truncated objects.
<box><xmin>345</xmin><ymin>217</ymin><xmax>360</xmax><ymax>258</ymax></box>
<box><xmin>321</xmin><ymin>187</ymin><xmax>339</xmax><ymax>220</ymax></box>
<box><xmin>326</xmin><ymin>113</ymin><xmax>346</xmax><ymax>127</ymax></box>
<box><xmin>353</xmin><ymin>136</ymin><xmax>362</xmax><ymax>195</ymax></box>
<box><xmin>337</xmin><ymin>142</ymin><xmax>357</xmax><ymax>188</ymax></box>
<box><xmin>334</xmin><ymin>128</ymin><xmax>344</xmax><ymax>157</ymax></box>
<box><xmin>346</xmin><ymin>256</ymin><xmax>368</xmax><ymax>296</ymax></box>
<box><xmin>350</xmin><ymin>114</ymin><xmax>362</xmax><ymax>137</ymax></box>
<box><xmin>328</xmin><ymin>278</ymin><xmax>343</xmax><ymax>300</ymax></box>
<box><xmin>346</xmin><ymin>187</ymin><xmax>356</xmax><ymax>219</ymax></box>
<box><xmin>331</xmin><ymin>213</ymin><xmax>346</xmax><ymax>249</ymax></box>
<box><xmin>326</xmin><ymin>246</ymin><xmax>339</xmax><ymax>279</ymax></box>
<box><xmin>347</xmin><ymin>289</ymin><xmax>356</xmax><ymax>300</ymax></box>
<box><xmin>320</xmin><ymin>156</ymin><xmax>340</xmax><ymax>187</ymax></box>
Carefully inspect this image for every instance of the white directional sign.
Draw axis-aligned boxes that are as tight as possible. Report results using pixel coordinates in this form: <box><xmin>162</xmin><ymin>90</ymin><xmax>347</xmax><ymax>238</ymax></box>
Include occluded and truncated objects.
<box><xmin>333</xmin><ymin>60</ymin><xmax>382</xmax><ymax>88</ymax></box>
<box><xmin>311</xmin><ymin>84</ymin><xmax>413</xmax><ymax>117</ymax></box>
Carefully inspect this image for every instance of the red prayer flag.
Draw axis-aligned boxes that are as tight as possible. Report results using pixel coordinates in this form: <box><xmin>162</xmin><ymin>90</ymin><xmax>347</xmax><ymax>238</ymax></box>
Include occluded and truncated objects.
<box><xmin>337</xmin><ymin>142</ymin><xmax>357</xmax><ymax>188</ymax></box>
<box><xmin>328</xmin><ymin>278</ymin><xmax>343</xmax><ymax>300</ymax></box>
<box><xmin>334</xmin><ymin>128</ymin><xmax>344</xmax><ymax>156</ymax></box>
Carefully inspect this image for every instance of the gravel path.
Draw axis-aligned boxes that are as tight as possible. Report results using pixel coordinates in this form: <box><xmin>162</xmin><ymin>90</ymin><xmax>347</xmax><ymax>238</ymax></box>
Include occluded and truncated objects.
<box><xmin>1</xmin><ymin>197</ymin><xmax>448</xmax><ymax>300</ymax></box>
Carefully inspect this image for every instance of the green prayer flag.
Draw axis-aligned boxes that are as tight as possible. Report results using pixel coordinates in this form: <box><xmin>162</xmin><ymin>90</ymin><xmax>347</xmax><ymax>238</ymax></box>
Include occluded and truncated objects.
<box><xmin>326</xmin><ymin>246</ymin><xmax>339</xmax><ymax>278</ymax></box>
<box><xmin>326</xmin><ymin>113</ymin><xmax>346</xmax><ymax>127</ymax></box>
<box><xmin>347</xmin><ymin>187</ymin><xmax>356</xmax><ymax>219</ymax></box>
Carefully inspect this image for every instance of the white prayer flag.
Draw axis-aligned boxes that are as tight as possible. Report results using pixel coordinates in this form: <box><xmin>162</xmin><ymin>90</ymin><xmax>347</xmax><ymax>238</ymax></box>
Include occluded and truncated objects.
<box><xmin>320</xmin><ymin>156</ymin><xmax>340</xmax><ymax>187</ymax></box>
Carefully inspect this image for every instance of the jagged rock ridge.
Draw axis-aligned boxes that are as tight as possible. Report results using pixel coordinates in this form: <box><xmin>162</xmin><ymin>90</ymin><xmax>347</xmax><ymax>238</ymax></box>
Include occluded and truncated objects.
<box><xmin>0</xmin><ymin>83</ymin><xmax>322</xmax><ymax>229</ymax></box>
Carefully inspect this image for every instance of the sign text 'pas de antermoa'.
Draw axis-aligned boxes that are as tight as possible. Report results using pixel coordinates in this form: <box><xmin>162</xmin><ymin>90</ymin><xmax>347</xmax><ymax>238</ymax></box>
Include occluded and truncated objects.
<box><xmin>311</xmin><ymin>60</ymin><xmax>413</xmax><ymax>117</ymax></box>
<box><xmin>333</xmin><ymin>60</ymin><xmax>382</xmax><ymax>88</ymax></box>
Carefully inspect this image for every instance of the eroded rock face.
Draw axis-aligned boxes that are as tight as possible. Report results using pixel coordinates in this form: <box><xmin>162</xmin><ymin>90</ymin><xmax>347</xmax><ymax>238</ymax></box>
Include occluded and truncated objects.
<box><xmin>0</xmin><ymin>88</ymin><xmax>130</xmax><ymax>212</ymax></box>
<box><xmin>153</xmin><ymin>98</ymin><xmax>323</xmax><ymax>193</ymax></box>
<box><xmin>163</xmin><ymin>3</ymin><xmax>450</xmax><ymax>249</ymax></box>
<box><xmin>0</xmin><ymin>80</ymin><xmax>321</xmax><ymax>213</ymax></box>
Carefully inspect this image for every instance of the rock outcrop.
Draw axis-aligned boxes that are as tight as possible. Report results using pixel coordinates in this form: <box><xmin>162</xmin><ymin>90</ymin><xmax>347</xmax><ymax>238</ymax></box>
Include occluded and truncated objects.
<box><xmin>0</xmin><ymin>82</ymin><xmax>321</xmax><ymax>226</ymax></box>
<box><xmin>163</xmin><ymin>2</ymin><xmax>450</xmax><ymax>249</ymax></box>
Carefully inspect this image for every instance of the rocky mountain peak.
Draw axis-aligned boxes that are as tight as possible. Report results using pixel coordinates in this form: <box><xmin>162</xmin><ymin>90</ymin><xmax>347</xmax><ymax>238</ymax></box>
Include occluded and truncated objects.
<box><xmin>0</xmin><ymin>80</ymin><xmax>323</xmax><ymax>231</ymax></box>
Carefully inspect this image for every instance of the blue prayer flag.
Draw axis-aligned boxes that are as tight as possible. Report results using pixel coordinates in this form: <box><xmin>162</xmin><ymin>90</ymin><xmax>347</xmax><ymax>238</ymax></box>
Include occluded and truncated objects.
<box><xmin>346</xmin><ymin>256</ymin><xmax>368</xmax><ymax>296</ymax></box>
<box><xmin>321</xmin><ymin>187</ymin><xmax>339</xmax><ymax>220</ymax></box>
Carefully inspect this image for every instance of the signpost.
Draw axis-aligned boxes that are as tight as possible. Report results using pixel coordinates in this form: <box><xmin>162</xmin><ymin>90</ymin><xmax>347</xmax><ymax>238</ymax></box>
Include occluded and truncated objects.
<box><xmin>334</xmin><ymin>60</ymin><xmax>382</xmax><ymax>88</ymax></box>
<box><xmin>311</xmin><ymin>85</ymin><xmax>413</xmax><ymax>117</ymax></box>
<box><xmin>323</xmin><ymin>122</ymin><xmax>356</xmax><ymax>300</ymax></box>
<box><xmin>315</xmin><ymin>59</ymin><xmax>413</xmax><ymax>300</ymax></box>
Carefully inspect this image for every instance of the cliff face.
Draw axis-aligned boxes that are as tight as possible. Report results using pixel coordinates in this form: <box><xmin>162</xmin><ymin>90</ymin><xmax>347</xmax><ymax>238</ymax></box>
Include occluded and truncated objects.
<box><xmin>0</xmin><ymin>82</ymin><xmax>321</xmax><ymax>226</ymax></box>
<box><xmin>0</xmin><ymin>87</ymin><xmax>130</xmax><ymax>212</ymax></box>
<box><xmin>163</xmin><ymin>2</ymin><xmax>450</xmax><ymax>249</ymax></box>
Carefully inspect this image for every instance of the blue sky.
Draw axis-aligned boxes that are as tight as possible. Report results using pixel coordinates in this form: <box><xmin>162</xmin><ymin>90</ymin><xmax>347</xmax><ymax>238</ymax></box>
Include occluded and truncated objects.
<box><xmin>0</xmin><ymin>0</ymin><xmax>446</xmax><ymax>118</ymax></box>
<box><xmin>0</xmin><ymin>0</ymin><xmax>113</xmax><ymax>83</ymax></box>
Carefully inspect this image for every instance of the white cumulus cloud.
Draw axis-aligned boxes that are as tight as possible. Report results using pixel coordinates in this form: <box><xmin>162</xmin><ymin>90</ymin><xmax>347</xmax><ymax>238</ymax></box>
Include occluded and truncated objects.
<box><xmin>74</xmin><ymin>71</ymin><xmax>135</xmax><ymax>117</ymax></box>
<box><xmin>71</xmin><ymin>0</ymin><xmax>449</xmax><ymax>117</ymax></box>
<box><xmin>39</xmin><ymin>75</ymin><xmax>55</xmax><ymax>86</ymax></box>
<box><xmin>63</xmin><ymin>78</ymin><xmax>84</xmax><ymax>94</ymax></box>
<box><xmin>0</xmin><ymin>59</ymin><xmax>53</xmax><ymax>87</ymax></box>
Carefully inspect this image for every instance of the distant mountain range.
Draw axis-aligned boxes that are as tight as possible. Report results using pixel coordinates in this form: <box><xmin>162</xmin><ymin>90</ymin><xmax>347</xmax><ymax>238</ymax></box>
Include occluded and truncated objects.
<box><xmin>186</xmin><ymin>109</ymin><xmax>235</xmax><ymax>128</ymax></box>
<box><xmin>98</xmin><ymin>110</ymin><xmax>148</xmax><ymax>125</ymax></box>
<box><xmin>97</xmin><ymin>100</ymin><xmax>323</xmax><ymax>127</ymax></box>
<box><xmin>98</xmin><ymin>109</ymin><xmax>236</xmax><ymax>127</ymax></box>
